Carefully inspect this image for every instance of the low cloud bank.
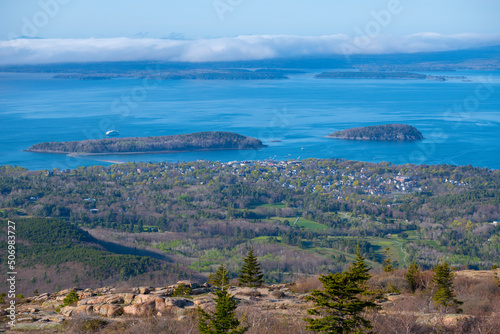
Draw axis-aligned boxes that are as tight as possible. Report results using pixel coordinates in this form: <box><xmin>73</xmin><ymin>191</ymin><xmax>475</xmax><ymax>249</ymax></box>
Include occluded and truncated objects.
<box><xmin>1</xmin><ymin>33</ymin><xmax>499</xmax><ymax>64</ymax></box>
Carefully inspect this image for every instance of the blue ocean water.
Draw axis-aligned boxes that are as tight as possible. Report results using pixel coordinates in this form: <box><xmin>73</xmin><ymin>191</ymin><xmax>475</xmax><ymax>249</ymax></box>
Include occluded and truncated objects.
<box><xmin>1</xmin><ymin>71</ymin><xmax>499</xmax><ymax>170</ymax></box>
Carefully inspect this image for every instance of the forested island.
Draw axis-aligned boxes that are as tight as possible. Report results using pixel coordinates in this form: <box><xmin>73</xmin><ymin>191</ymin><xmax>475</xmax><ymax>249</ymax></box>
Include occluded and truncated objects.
<box><xmin>25</xmin><ymin>131</ymin><xmax>265</xmax><ymax>155</ymax></box>
<box><xmin>59</xmin><ymin>70</ymin><xmax>463</xmax><ymax>81</ymax></box>
<box><xmin>328</xmin><ymin>124</ymin><xmax>424</xmax><ymax>142</ymax></box>
<box><xmin>315</xmin><ymin>71</ymin><xmax>466</xmax><ymax>81</ymax></box>
<box><xmin>52</xmin><ymin>69</ymin><xmax>300</xmax><ymax>80</ymax></box>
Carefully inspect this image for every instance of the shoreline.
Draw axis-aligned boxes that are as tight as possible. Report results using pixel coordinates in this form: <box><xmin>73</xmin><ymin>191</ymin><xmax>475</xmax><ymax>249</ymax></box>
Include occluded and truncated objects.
<box><xmin>9</xmin><ymin>154</ymin><xmax>500</xmax><ymax>171</ymax></box>
<box><xmin>323</xmin><ymin>135</ymin><xmax>423</xmax><ymax>142</ymax></box>
<box><xmin>23</xmin><ymin>146</ymin><xmax>264</xmax><ymax>156</ymax></box>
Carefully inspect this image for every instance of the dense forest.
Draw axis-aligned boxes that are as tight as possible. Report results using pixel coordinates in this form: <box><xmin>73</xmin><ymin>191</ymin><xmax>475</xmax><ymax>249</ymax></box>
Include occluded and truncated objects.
<box><xmin>25</xmin><ymin>132</ymin><xmax>265</xmax><ymax>154</ymax></box>
<box><xmin>0</xmin><ymin>217</ymin><xmax>175</xmax><ymax>294</ymax></box>
<box><xmin>328</xmin><ymin>124</ymin><xmax>424</xmax><ymax>141</ymax></box>
<box><xmin>1</xmin><ymin>158</ymin><xmax>500</xmax><ymax>295</ymax></box>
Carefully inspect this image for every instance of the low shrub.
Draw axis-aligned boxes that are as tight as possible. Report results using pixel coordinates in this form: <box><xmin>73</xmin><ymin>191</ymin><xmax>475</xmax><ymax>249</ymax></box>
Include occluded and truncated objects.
<box><xmin>291</xmin><ymin>275</ymin><xmax>322</xmax><ymax>294</ymax></box>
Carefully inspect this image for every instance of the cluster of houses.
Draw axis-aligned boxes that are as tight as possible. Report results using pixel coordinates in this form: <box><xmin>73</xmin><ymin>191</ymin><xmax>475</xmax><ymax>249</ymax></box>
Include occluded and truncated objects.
<box><xmin>443</xmin><ymin>178</ymin><xmax>468</xmax><ymax>187</ymax></box>
<box><xmin>221</xmin><ymin>160</ymin><xmax>423</xmax><ymax>199</ymax></box>
<box><xmin>41</xmin><ymin>159</ymin><xmax>436</xmax><ymax>214</ymax></box>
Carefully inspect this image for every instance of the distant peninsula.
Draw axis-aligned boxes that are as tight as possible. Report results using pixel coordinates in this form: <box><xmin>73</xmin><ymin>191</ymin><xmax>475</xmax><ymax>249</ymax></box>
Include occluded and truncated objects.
<box><xmin>315</xmin><ymin>71</ymin><xmax>466</xmax><ymax>81</ymax></box>
<box><xmin>52</xmin><ymin>69</ymin><xmax>304</xmax><ymax>80</ymax></box>
<box><xmin>26</xmin><ymin>132</ymin><xmax>265</xmax><ymax>155</ymax></box>
<box><xmin>327</xmin><ymin>124</ymin><xmax>424</xmax><ymax>142</ymax></box>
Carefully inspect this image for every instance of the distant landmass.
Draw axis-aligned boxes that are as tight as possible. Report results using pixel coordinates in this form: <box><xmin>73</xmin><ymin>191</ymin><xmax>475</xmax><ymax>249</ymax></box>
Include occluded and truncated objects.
<box><xmin>52</xmin><ymin>69</ymin><xmax>303</xmax><ymax>80</ymax></box>
<box><xmin>328</xmin><ymin>124</ymin><xmax>424</xmax><ymax>142</ymax></box>
<box><xmin>26</xmin><ymin>132</ymin><xmax>265</xmax><ymax>155</ymax></box>
<box><xmin>315</xmin><ymin>71</ymin><xmax>466</xmax><ymax>81</ymax></box>
<box><xmin>1</xmin><ymin>45</ymin><xmax>499</xmax><ymax>76</ymax></box>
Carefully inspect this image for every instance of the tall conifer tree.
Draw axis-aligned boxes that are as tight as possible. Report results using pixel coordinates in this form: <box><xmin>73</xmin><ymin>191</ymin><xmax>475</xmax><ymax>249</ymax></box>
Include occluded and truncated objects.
<box><xmin>405</xmin><ymin>262</ymin><xmax>421</xmax><ymax>293</ymax></box>
<box><xmin>209</xmin><ymin>263</ymin><xmax>230</xmax><ymax>287</ymax></box>
<box><xmin>305</xmin><ymin>248</ymin><xmax>376</xmax><ymax>333</ymax></box>
<box><xmin>238</xmin><ymin>247</ymin><xmax>264</xmax><ymax>287</ymax></box>
<box><xmin>198</xmin><ymin>264</ymin><xmax>248</xmax><ymax>334</ymax></box>
<box><xmin>432</xmin><ymin>261</ymin><xmax>462</xmax><ymax>312</ymax></box>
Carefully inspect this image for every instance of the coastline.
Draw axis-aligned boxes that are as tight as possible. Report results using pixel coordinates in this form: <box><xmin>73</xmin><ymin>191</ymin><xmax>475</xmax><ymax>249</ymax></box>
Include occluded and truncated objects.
<box><xmin>23</xmin><ymin>146</ymin><xmax>265</xmax><ymax>156</ymax></box>
<box><xmin>324</xmin><ymin>135</ymin><xmax>423</xmax><ymax>142</ymax></box>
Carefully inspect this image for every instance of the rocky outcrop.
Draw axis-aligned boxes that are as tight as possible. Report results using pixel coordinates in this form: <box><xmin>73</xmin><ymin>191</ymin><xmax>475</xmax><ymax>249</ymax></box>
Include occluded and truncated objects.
<box><xmin>7</xmin><ymin>277</ymin><xmax>499</xmax><ymax>332</ymax></box>
<box><xmin>95</xmin><ymin>304</ymin><xmax>124</xmax><ymax>317</ymax></box>
<box><xmin>123</xmin><ymin>301</ymin><xmax>156</xmax><ymax>317</ymax></box>
<box><xmin>132</xmin><ymin>294</ymin><xmax>157</xmax><ymax>304</ymax></box>
<box><xmin>78</xmin><ymin>294</ymin><xmax>128</xmax><ymax>306</ymax></box>
<box><xmin>8</xmin><ymin>281</ymin><xmax>302</xmax><ymax>330</ymax></box>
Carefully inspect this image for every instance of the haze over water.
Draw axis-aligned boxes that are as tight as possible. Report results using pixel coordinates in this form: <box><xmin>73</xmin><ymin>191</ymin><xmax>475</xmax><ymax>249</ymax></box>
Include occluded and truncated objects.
<box><xmin>1</xmin><ymin>70</ymin><xmax>499</xmax><ymax>170</ymax></box>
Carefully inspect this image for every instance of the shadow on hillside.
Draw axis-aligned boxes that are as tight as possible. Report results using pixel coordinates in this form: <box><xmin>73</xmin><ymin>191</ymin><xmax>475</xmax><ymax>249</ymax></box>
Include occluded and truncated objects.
<box><xmin>90</xmin><ymin>237</ymin><xmax>171</xmax><ymax>262</ymax></box>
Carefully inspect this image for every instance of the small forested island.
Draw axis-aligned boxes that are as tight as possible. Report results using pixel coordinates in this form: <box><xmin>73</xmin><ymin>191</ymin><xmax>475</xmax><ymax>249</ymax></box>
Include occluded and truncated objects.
<box><xmin>315</xmin><ymin>71</ymin><xmax>466</xmax><ymax>81</ymax></box>
<box><xmin>328</xmin><ymin>124</ymin><xmax>424</xmax><ymax>142</ymax></box>
<box><xmin>26</xmin><ymin>131</ymin><xmax>265</xmax><ymax>155</ymax></box>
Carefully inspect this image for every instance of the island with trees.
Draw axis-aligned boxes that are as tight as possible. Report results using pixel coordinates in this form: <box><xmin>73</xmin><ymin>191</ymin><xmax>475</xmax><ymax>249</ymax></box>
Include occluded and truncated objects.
<box><xmin>327</xmin><ymin>124</ymin><xmax>424</xmax><ymax>142</ymax></box>
<box><xmin>314</xmin><ymin>71</ymin><xmax>467</xmax><ymax>81</ymax></box>
<box><xmin>52</xmin><ymin>69</ymin><xmax>297</xmax><ymax>80</ymax></box>
<box><xmin>25</xmin><ymin>131</ymin><xmax>265</xmax><ymax>155</ymax></box>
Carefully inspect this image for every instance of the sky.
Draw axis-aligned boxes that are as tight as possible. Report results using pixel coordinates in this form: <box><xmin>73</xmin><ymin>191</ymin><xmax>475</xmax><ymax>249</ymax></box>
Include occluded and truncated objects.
<box><xmin>1</xmin><ymin>0</ymin><xmax>500</xmax><ymax>63</ymax></box>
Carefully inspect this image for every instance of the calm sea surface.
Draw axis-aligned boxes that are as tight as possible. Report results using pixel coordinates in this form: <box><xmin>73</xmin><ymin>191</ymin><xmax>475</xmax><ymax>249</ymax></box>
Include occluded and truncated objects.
<box><xmin>1</xmin><ymin>71</ymin><xmax>499</xmax><ymax>170</ymax></box>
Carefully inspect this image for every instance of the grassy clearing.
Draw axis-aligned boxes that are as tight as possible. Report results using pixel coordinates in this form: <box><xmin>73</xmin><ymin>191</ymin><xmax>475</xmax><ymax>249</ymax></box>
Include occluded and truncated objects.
<box><xmin>399</xmin><ymin>230</ymin><xmax>419</xmax><ymax>240</ymax></box>
<box><xmin>252</xmin><ymin>236</ymin><xmax>283</xmax><ymax>242</ymax></box>
<box><xmin>295</xmin><ymin>218</ymin><xmax>327</xmax><ymax>231</ymax></box>
<box><xmin>257</xmin><ymin>203</ymin><xmax>287</xmax><ymax>209</ymax></box>
<box><xmin>325</xmin><ymin>235</ymin><xmax>407</xmax><ymax>267</ymax></box>
<box><xmin>270</xmin><ymin>216</ymin><xmax>327</xmax><ymax>231</ymax></box>
<box><xmin>311</xmin><ymin>246</ymin><xmax>381</xmax><ymax>268</ymax></box>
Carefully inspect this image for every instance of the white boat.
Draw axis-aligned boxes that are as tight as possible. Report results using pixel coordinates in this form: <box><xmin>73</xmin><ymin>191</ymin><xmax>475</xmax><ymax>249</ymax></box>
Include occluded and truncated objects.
<box><xmin>105</xmin><ymin>130</ymin><xmax>119</xmax><ymax>136</ymax></box>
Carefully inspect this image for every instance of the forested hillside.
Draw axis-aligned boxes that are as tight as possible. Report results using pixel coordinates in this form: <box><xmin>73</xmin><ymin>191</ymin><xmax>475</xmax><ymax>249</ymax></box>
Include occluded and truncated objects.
<box><xmin>1</xmin><ymin>158</ymin><xmax>499</xmax><ymax>293</ymax></box>
<box><xmin>0</xmin><ymin>218</ymin><xmax>197</xmax><ymax>294</ymax></box>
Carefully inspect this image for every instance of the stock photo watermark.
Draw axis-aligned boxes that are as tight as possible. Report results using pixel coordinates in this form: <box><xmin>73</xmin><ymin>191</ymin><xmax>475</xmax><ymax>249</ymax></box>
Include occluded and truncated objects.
<box><xmin>89</xmin><ymin>66</ymin><xmax>163</xmax><ymax>139</ymax></box>
<box><xmin>5</xmin><ymin>220</ymin><xmax>17</xmax><ymax>327</ymax></box>
<box><xmin>399</xmin><ymin>76</ymin><xmax>496</xmax><ymax>165</ymax></box>
<box><xmin>110</xmin><ymin>71</ymin><xmax>163</xmax><ymax>118</ymax></box>
<box><xmin>442</xmin><ymin>76</ymin><xmax>495</xmax><ymax>128</ymax></box>
<box><xmin>341</xmin><ymin>0</ymin><xmax>404</xmax><ymax>60</ymax></box>
<box><xmin>213</xmin><ymin>0</ymin><xmax>244</xmax><ymax>21</ymax></box>
<box><xmin>238</xmin><ymin>107</ymin><xmax>294</xmax><ymax>161</ymax></box>
<box><xmin>51</xmin><ymin>67</ymin><xmax>163</xmax><ymax>170</ymax></box>
<box><xmin>6</xmin><ymin>0</ymin><xmax>71</xmax><ymax>40</ymax></box>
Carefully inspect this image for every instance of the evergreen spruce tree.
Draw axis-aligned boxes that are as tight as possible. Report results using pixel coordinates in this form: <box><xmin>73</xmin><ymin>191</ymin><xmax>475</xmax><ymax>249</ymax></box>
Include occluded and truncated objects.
<box><xmin>198</xmin><ymin>264</ymin><xmax>248</xmax><ymax>334</ymax></box>
<box><xmin>405</xmin><ymin>262</ymin><xmax>421</xmax><ymax>293</ymax></box>
<box><xmin>432</xmin><ymin>261</ymin><xmax>462</xmax><ymax>311</ymax></box>
<box><xmin>238</xmin><ymin>247</ymin><xmax>264</xmax><ymax>287</ymax></box>
<box><xmin>172</xmin><ymin>283</ymin><xmax>191</xmax><ymax>297</ymax></box>
<box><xmin>208</xmin><ymin>263</ymin><xmax>230</xmax><ymax>287</ymax></box>
<box><xmin>305</xmin><ymin>248</ymin><xmax>376</xmax><ymax>333</ymax></box>
<box><xmin>382</xmin><ymin>248</ymin><xmax>395</xmax><ymax>272</ymax></box>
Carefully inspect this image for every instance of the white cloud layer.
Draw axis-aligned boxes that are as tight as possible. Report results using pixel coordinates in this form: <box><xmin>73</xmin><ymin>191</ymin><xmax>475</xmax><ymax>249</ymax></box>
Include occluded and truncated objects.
<box><xmin>1</xmin><ymin>33</ymin><xmax>499</xmax><ymax>64</ymax></box>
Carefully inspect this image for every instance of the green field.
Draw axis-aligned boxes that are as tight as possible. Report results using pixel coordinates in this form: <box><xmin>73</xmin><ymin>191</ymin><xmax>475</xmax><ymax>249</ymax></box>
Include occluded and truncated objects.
<box><xmin>257</xmin><ymin>203</ymin><xmax>287</xmax><ymax>209</ymax></box>
<box><xmin>324</xmin><ymin>235</ymin><xmax>408</xmax><ymax>267</ymax></box>
<box><xmin>271</xmin><ymin>216</ymin><xmax>327</xmax><ymax>231</ymax></box>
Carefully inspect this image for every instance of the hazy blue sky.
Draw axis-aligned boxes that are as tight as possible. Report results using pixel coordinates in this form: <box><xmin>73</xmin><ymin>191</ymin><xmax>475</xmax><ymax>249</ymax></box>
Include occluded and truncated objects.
<box><xmin>1</xmin><ymin>0</ymin><xmax>500</xmax><ymax>63</ymax></box>
<box><xmin>1</xmin><ymin>0</ymin><xmax>500</xmax><ymax>39</ymax></box>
